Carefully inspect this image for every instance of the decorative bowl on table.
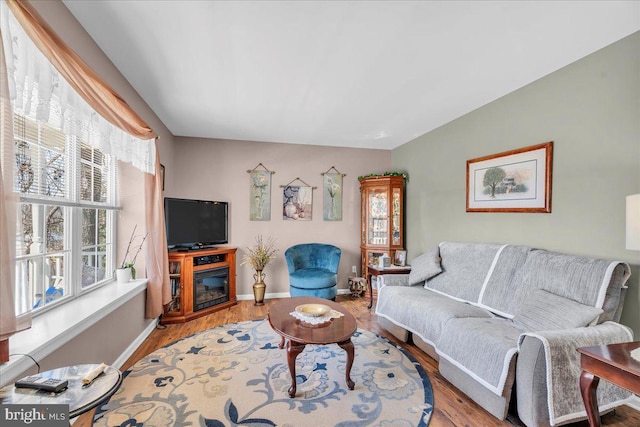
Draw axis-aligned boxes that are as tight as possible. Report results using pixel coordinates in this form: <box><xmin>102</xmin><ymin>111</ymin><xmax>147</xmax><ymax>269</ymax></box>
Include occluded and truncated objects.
<box><xmin>294</xmin><ymin>304</ymin><xmax>331</xmax><ymax>317</ymax></box>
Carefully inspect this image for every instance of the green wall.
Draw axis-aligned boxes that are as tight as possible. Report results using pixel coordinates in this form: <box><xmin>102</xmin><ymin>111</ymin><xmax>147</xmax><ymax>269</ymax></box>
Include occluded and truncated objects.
<box><xmin>392</xmin><ymin>31</ymin><xmax>640</xmax><ymax>335</ymax></box>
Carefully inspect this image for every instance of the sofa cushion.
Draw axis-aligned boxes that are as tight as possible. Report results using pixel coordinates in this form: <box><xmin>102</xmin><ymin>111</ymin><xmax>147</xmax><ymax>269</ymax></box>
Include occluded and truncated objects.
<box><xmin>409</xmin><ymin>247</ymin><xmax>442</xmax><ymax>285</ymax></box>
<box><xmin>477</xmin><ymin>245</ymin><xmax>532</xmax><ymax>317</ymax></box>
<box><xmin>425</xmin><ymin>242</ymin><xmax>503</xmax><ymax>303</ymax></box>
<box><xmin>516</xmin><ymin>250</ymin><xmax>626</xmax><ymax>318</ymax></box>
<box><xmin>376</xmin><ymin>286</ymin><xmax>494</xmax><ymax>345</ymax></box>
<box><xmin>511</xmin><ymin>289</ymin><xmax>603</xmax><ymax>332</ymax></box>
<box><xmin>437</xmin><ymin>317</ymin><xmax>520</xmax><ymax>395</ymax></box>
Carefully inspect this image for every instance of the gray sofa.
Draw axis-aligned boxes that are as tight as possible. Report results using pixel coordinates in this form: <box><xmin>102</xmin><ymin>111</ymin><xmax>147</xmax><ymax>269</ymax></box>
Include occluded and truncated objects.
<box><xmin>375</xmin><ymin>242</ymin><xmax>633</xmax><ymax>426</ymax></box>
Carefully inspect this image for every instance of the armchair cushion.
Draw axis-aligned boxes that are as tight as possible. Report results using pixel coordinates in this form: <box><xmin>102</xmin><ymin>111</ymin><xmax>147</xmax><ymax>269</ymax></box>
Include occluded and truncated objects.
<box><xmin>289</xmin><ymin>268</ymin><xmax>337</xmax><ymax>290</ymax></box>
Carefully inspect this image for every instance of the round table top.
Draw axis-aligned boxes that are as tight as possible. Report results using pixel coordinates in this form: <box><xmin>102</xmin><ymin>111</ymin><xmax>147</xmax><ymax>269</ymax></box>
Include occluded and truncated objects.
<box><xmin>268</xmin><ymin>297</ymin><xmax>357</xmax><ymax>345</ymax></box>
<box><xmin>0</xmin><ymin>363</ymin><xmax>122</xmax><ymax>418</ymax></box>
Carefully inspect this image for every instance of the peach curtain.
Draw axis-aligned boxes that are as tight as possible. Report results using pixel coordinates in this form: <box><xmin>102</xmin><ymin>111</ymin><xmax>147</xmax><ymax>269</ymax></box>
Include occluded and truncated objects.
<box><xmin>6</xmin><ymin>0</ymin><xmax>170</xmax><ymax>318</ymax></box>
<box><xmin>145</xmin><ymin>141</ymin><xmax>171</xmax><ymax>318</ymax></box>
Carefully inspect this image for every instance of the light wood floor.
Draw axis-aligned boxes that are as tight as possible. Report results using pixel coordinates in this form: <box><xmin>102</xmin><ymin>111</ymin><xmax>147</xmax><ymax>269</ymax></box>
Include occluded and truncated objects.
<box><xmin>74</xmin><ymin>296</ymin><xmax>640</xmax><ymax>427</ymax></box>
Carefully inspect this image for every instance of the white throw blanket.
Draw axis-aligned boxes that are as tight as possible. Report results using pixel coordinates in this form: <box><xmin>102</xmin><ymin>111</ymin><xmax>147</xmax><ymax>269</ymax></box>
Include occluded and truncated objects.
<box><xmin>518</xmin><ymin>322</ymin><xmax>633</xmax><ymax>426</ymax></box>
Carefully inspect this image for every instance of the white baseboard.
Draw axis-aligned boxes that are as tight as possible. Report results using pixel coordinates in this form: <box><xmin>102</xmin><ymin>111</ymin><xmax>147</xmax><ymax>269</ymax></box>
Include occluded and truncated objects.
<box><xmin>237</xmin><ymin>292</ymin><xmax>290</xmax><ymax>301</ymax></box>
<box><xmin>238</xmin><ymin>289</ymin><xmax>351</xmax><ymax>301</ymax></box>
<box><xmin>626</xmin><ymin>395</ymin><xmax>640</xmax><ymax>411</ymax></box>
<box><xmin>112</xmin><ymin>317</ymin><xmax>158</xmax><ymax>370</ymax></box>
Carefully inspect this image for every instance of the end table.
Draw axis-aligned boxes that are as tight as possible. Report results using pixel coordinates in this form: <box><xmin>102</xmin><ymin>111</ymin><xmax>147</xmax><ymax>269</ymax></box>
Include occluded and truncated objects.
<box><xmin>0</xmin><ymin>363</ymin><xmax>122</xmax><ymax>420</ymax></box>
<box><xmin>366</xmin><ymin>265</ymin><xmax>411</xmax><ymax>309</ymax></box>
<box><xmin>577</xmin><ymin>341</ymin><xmax>640</xmax><ymax>427</ymax></box>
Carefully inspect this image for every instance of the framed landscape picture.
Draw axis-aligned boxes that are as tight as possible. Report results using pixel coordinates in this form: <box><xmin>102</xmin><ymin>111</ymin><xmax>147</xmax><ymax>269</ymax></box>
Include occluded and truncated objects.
<box><xmin>466</xmin><ymin>141</ymin><xmax>553</xmax><ymax>213</ymax></box>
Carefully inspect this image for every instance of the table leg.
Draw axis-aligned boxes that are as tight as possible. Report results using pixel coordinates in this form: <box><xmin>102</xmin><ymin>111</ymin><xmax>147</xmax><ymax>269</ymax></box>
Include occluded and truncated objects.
<box><xmin>580</xmin><ymin>371</ymin><xmax>601</xmax><ymax>427</ymax></box>
<box><xmin>367</xmin><ymin>272</ymin><xmax>373</xmax><ymax>309</ymax></box>
<box><xmin>338</xmin><ymin>339</ymin><xmax>355</xmax><ymax>390</ymax></box>
<box><xmin>278</xmin><ymin>335</ymin><xmax>285</xmax><ymax>349</ymax></box>
<box><xmin>286</xmin><ymin>340</ymin><xmax>306</xmax><ymax>398</ymax></box>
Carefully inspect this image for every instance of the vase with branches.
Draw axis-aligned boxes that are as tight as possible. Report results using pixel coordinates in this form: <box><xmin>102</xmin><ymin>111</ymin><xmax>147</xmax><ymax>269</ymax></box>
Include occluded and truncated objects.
<box><xmin>119</xmin><ymin>225</ymin><xmax>148</xmax><ymax>281</ymax></box>
<box><xmin>241</xmin><ymin>235</ymin><xmax>278</xmax><ymax>305</ymax></box>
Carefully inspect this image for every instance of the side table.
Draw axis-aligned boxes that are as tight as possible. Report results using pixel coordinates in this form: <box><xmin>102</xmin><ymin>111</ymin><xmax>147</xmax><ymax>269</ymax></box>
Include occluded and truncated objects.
<box><xmin>577</xmin><ymin>342</ymin><xmax>640</xmax><ymax>427</ymax></box>
<box><xmin>366</xmin><ymin>265</ymin><xmax>411</xmax><ymax>309</ymax></box>
<box><xmin>0</xmin><ymin>363</ymin><xmax>122</xmax><ymax>420</ymax></box>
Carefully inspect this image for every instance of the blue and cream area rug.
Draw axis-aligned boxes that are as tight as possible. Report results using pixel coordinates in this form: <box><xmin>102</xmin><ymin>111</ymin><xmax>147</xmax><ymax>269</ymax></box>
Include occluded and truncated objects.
<box><xmin>93</xmin><ymin>320</ymin><xmax>433</xmax><ymax>426</ymax></box>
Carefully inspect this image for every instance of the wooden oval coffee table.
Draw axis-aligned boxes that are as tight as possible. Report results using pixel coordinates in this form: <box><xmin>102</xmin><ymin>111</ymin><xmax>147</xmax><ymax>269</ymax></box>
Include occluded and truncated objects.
<box><xmin>268</xmin><ymin>297</ymin><xmax>357</xmax><ymax>398</ymax></box>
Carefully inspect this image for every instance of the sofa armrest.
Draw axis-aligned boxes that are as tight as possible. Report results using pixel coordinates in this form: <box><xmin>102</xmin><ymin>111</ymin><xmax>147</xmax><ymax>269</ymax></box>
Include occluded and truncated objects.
<box><xmin>516</xmin><ymin>322</ymin><xmax>633</xmax><ymax>427</ymax></box>
<box><xmin>377</xmin><ymin>274</ymin><xmax>412</xmax><ymax>287</ymax></box>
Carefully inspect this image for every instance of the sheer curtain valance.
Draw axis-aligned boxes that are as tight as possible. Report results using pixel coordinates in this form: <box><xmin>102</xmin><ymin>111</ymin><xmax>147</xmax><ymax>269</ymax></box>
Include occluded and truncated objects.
<box><xmin>1</xmin><ymin>0</ymin><xmax>156</xmax><ymax>174</ymax></box>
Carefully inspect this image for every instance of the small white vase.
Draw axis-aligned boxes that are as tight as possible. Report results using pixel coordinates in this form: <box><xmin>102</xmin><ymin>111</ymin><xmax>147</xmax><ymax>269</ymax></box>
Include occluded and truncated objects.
<box><xmin>284</xmin><ymin>201</ymin><xmax>297</xmax><ymax>218</ymax></box>
<box><xmin>116</xmin><ymin>268</ymin><xmax>131</xmax><ymax>284</ymax></box>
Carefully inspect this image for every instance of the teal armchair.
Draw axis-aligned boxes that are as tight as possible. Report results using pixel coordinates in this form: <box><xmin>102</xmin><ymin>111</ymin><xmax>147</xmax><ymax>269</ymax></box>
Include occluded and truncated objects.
<box><xmin>285</xmin><ymin>243</ymin><xmax>341</xmax><ymax>300</ymax></box>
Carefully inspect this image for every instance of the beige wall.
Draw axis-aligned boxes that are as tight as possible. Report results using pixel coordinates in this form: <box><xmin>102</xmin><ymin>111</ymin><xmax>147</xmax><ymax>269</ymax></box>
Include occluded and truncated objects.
<box><xmin>170</xmin><ymin>137</ymin><xmax>390</xmax><ymax>297</ymax></box>
<box><xmin>9</xmin><ymin>294</ymin><xmax>148</xmax><ymax>384</ymax></box>
<box><xmin>392</xmin><ymin>31</ymin><xmax>640</xmax><ymax>335</ymax></box>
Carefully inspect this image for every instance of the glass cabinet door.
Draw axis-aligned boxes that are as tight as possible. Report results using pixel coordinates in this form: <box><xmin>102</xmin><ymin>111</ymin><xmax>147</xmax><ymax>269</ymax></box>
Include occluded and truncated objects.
<box><xmin>392</xmin><ymin>187</ymin><xmax>401</xmax><ymax>246</ymax></box>
<box><xmin>367</xmin><ymin>187</ymin><xmax>389</xmax><ymax>246</ymax></box>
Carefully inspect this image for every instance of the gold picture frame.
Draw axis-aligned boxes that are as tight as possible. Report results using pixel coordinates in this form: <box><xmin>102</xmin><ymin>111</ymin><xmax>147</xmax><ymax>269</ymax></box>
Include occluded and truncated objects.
<box><xmin>466</xmin><ymin>142</ymin><xmax>553</xmax><ymax>213</ymax></box>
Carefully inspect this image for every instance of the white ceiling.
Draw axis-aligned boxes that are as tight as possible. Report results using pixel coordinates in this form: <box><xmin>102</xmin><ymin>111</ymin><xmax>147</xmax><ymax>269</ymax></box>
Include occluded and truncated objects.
<box><xmin>62</xmin><ymin>1</ymin><xmax>640</xmax><ymax>150</ymax></box>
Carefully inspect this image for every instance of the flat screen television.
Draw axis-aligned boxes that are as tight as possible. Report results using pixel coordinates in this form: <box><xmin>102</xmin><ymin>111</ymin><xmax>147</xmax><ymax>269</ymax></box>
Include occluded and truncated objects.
<box><xmin>164</xmin><ymin>197</ymin><xmax>228</xmax><ymax>249</ymax></box>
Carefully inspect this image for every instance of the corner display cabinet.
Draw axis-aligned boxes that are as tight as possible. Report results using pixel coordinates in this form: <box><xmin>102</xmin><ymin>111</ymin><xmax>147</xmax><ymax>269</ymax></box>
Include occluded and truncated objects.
<box><xmin>359</xmin><ymin>175</ymin><xmax>405</xmax><ymax>276</ymax></box>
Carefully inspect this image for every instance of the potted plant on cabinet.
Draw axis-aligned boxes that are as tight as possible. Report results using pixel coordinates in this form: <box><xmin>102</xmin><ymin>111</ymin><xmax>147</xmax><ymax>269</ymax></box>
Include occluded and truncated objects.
<box><xmin>241</xmin><ymin>235</ymin><xmax>278</xmax><ymax>305</ymax></box>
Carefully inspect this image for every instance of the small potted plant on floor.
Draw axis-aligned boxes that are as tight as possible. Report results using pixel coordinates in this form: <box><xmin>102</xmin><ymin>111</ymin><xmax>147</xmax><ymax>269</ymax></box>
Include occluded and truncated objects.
<box><xmin>241</xmin><ymin>235</ymin><xmax>278</xmax><ymax>305</ymax></box>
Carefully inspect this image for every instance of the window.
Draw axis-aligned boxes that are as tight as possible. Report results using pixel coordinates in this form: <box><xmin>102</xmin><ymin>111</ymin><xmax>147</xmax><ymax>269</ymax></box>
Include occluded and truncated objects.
<box><xmin>14</xmin><ymin>114</ymin><xmax>117</xmax><ymax>313</ymax></box>
<box><xmin>3</xmin><ymin>1</ymin><xmax>154</xmax><ymax>319</ymax></box>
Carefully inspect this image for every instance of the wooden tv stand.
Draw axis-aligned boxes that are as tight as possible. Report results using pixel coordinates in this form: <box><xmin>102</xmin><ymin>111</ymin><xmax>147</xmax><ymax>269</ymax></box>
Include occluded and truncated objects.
<box><xmin>162</xmin><ymin>247</ymin><xmax>237</xmax><ymax>324</ymax></box>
